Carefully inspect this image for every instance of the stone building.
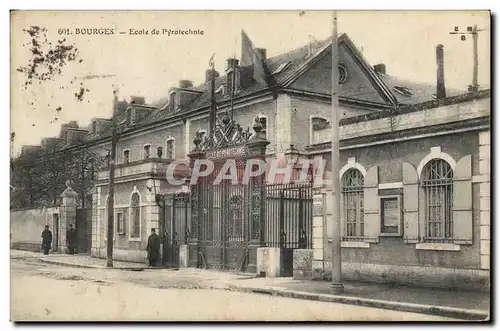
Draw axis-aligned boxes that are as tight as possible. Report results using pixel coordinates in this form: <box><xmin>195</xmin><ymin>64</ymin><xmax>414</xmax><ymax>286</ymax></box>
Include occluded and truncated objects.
<box><xmin>17</xmin><ymin>30</ymin><xmax>490</xmax><ymax>289</ymax></box>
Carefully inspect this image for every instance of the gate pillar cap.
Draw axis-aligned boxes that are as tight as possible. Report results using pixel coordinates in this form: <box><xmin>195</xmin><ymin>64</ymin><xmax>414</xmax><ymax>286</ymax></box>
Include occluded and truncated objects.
<box><xmin>61</xmin><ymin>180</ymin><xmax>78</xmax><ymax>199</ymax></box>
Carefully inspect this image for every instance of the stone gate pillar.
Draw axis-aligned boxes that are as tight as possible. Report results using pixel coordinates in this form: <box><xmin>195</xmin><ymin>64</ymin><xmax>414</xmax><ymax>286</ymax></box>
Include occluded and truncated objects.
<box><xmin>187</xmin><ymin>132</ymin><xmax>205</xmax><ymax>268</ymax></box>
<box><xmin>60</xmin><ymin>180</ymin><xmax>78</xmax><ymax>254</ymax></box>
<box><xmin>246</xmin><ymin>117</ymin><xmax>270</xmax><ymax>273</ymax></box>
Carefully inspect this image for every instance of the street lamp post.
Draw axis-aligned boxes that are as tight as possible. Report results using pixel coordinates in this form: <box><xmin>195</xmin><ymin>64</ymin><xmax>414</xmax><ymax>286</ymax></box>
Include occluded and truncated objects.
<box><xmin>330</xmin><ymin>10</ymin><xmax>344</xmax><ymax>294</ymax></box>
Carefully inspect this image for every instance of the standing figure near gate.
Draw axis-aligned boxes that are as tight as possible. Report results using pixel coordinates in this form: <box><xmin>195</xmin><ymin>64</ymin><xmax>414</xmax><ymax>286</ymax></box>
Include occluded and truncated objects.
<box><xmin>146</xmin><ymin>228</ymin><xmax>160</xmax><ymax>267</ymax></box>
<box><xmin>66</xmin><ymin>224</ymin><xmax>77</xmax><ymax>255</ymax></box>
<box><xmin>41</xmin><ymin>225</ymin><xmax>52</xmax><ymax>255</ymax></box>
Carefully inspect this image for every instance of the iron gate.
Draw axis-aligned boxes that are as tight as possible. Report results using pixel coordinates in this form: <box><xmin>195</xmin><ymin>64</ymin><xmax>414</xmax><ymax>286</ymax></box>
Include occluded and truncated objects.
<box><xmin>263</xmin><ymin>182</ymin><xmax>313</xmax><ymax>276</ymax></box>
<box><xmin>198</xmin><ymin>159</ymin><xmax>252</xmax><ymax>271</ymax></box>
<box><xmin>76</xmin><ymin>208</ymin><xmax>92</xmax><ymax>254</ymax></box>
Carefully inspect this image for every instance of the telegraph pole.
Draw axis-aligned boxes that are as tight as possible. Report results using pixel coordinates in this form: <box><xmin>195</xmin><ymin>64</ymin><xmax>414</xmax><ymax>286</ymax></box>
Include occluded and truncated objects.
<box><xmin>330</xmin><ymin>10</ymin><xmax>344</xmax><ymax>294</ymax></box>
<box><xmin>106</xmin><ymin>87</ymin><xmax>119</xmax><ymax>268</ymax></box>
<box><xmin>449</xmin><ymin>24</ymin><xmax>488</xmax><ymax>92</ymax></box>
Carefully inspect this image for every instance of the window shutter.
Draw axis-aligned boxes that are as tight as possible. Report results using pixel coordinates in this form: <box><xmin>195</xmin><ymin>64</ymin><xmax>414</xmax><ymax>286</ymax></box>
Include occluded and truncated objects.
<box><xmin>403</xmin><ymin>162</ymin><xmax>419</xmax><ymax>243</ymax></box>
<box><xmin>363</xmin><ymin>166</ymin><xmax>379</xmax><ymax>243</ymax></box>
<box><xmin>453</xmin><ymin>155</ymin><xmax>473</xmax><ymax>244</ymax></box>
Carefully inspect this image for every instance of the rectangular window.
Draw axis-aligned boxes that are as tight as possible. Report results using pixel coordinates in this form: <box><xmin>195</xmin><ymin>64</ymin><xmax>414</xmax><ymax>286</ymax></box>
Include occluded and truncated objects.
<box><xmin>117</xmin><ymin>212</ymin><xmax>125</xmax><ymax>235</ymax></box>
<box><xmin>123</xmin><ymin>150</ymin><xmax>130</xmax><ymax>164</ymax></box>
<box><xmin>166</xmin><ymin>140</ymin><xmax>175</xmax><ymax>159</ymax></box>
<box><xmin>380</xmin><ymin>196</ymin><xmax>402</xmax><ymax>236</ymax></box>
<box><xmin>144</xmin><ymin>145</ymin><xmax>150</xmax><ymax>159</ymax></box>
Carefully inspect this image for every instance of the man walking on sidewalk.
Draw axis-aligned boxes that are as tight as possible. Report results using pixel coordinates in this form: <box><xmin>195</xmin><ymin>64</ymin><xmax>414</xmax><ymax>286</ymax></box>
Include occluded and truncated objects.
<box><xmin>146</xmin><ymin>228</ymin><xmax>160</xmax><ymax>267</ymax></box>
<box><xmin>41</xmin><ymin>225</ymin><xmax>52</xmax><ymax>255</ymax></box>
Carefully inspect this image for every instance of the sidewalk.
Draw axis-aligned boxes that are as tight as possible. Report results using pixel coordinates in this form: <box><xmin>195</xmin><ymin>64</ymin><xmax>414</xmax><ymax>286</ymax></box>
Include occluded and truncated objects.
<box><xmin>38</xmin><ymin>253</ymin><xmax>160</xmax><ymax>270</ymax></box>
<box><xmin>33</xmin><ymin>251</ymin><xmax>490</xmax><ymax>321</ymax></box>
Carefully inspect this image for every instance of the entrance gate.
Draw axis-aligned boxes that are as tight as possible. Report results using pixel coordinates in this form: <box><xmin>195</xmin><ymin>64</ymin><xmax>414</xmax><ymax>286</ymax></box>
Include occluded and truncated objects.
<box><xmin>188</xmin><ymin>115</ymin><xmax>264</xmax><ymax>272</ymax></box>
<box><xmin>187</xmin><ymin>114</ymin><xmax>313</xmax><ymax>274</ymax></box>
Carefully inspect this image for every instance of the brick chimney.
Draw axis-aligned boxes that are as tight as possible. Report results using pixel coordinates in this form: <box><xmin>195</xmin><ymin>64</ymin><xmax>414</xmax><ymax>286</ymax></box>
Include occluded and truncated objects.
<box><xmin>130</xmin><ymin>96</ymin><xmax>145</xmax><ymax>105</ymax></box>
<box><xmin>226</xmin><ymin>58</ymin><xmax>239</xmax><ymax>71</ymax></box>
<box><xmin>436</xmin><ymin>44</ymin><xmax>446</xmax><ymax>99</ymax></box>
<box><xmin>373</xmin><ymin>63</ymin><xmax>386</xmax><ymax>75</ymax></box>
<box><xmin>179</xmin><ymin>80</ymin><xmax>193</xmax><ymax>89</ymax></box>
<box><xmin>256</xmin><ymin>48</ymin><xmax>267</xmax><ymax>60</ymax></box>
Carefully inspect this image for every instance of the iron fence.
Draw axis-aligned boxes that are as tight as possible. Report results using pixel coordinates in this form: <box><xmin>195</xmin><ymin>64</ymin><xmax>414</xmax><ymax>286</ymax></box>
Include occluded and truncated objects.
<box><xmin>263</xmin><ymin>182</ymin><xmax>313</xmax><ymax>249</ymax></box>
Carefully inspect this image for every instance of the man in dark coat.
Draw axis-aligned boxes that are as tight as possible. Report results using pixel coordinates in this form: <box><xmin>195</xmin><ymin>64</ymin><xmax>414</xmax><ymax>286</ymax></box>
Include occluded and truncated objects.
<box><xmin>146</xmin><ymin>228</ymin><xmax>160</xmax><ymax>267</ymax></box>
<box><xmin>41</xmin><ymin>225</ymin><xmax>52</xmax><ymax>255</ymax></box>
<box><xmin>66</xmin><ymin>224</ymin><xmax>77</xmax><ymax>255</ymax></box>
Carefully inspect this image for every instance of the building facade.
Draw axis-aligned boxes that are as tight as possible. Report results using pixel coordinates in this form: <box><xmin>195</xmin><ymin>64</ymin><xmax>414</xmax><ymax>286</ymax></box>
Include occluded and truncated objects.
<box><xmin>17</xmin><ymin>30</ymin><xmax>491</xmax><ymax>289</ymax></box>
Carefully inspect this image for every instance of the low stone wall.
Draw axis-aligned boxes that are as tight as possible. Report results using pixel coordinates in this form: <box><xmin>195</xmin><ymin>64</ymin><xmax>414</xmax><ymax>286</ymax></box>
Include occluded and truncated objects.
<box><xmin>10</xmin><ymin>207</ymin><xmax>59</xmax><ymax>252</ymax></box>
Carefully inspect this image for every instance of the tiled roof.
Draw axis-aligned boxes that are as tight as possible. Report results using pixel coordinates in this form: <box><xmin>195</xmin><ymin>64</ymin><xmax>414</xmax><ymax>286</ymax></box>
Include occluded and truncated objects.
<box><xmin>27</xmin><ymin>31</ymin><xmax>481</xmax><ymax>150</ymax></box>
<box><xmin>379</xmin><ymin>74</ymin><xmax>465</xmax><ymax>104</ymax></box>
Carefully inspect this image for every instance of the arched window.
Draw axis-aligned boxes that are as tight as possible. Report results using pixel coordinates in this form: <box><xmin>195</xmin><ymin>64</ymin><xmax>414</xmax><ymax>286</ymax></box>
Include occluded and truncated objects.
<box><xmin>342</xmin><ymin>168</ymin><xmax>364</xmax><ymax>238</ymax></box>
<box><xmin>421</xmin><ymin>159</ymin><xmax>453</xmax><ymax>240</ymax></box>
<box><xmin>130</xmin><ymin>193</ymin><xmax>141</xmax><ymax>238</ymax></box>
<box><xmin>228</xmin><ymin>195</ymin><xmax>244</xmax><ymax>241</ymax></box>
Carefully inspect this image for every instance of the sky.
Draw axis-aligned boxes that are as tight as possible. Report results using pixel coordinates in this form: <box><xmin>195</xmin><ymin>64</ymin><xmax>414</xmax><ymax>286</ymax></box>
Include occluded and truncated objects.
<box><xmin>10</xmin><ymin>10</ymin><xmax>491</xmax><ymax>155</ymax></box>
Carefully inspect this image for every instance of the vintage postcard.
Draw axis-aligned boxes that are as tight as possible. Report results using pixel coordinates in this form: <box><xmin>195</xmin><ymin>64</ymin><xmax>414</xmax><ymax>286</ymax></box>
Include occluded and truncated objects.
<box><xmin>9</xmin><ymin>10</ymin><xmax>491</xmax><ymax>322</ymax></box>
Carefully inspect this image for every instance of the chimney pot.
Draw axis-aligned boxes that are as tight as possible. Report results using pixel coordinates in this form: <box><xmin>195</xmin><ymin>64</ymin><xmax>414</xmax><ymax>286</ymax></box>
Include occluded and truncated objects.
<box><xmin>256</xmin><ymin>48</ymin><xmax>267</xmax><ymax>60</ymax></box>
<box><xmin>179</xmin><ymin>80</ymin><xmax>193</xmax><ymax>89</ymax></box>
<box><xmin>373</xmin><ymin>64</ymin><xmax>386</xmax><ymax>75</ymax></box>
<box><xmin>436</xmin><ymin>44</ymin><xmax>446</xmax><ymax>99</ymax></box>
<box><xmin>226</xmin><ymin>58</ymin><xmax>239</xmax><ymax>71</ymax></box>
<box><xmin>130</xmin><ymin>96</ymin><xmax>145</xmax><ymax>105</ymax></box>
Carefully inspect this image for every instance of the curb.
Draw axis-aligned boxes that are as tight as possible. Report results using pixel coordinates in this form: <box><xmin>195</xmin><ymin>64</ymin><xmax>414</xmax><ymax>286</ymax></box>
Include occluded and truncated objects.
<box><xmin>227</xmin><ymin>285</ymin><xmax>489</xmax><ymax>321</ymax></box>
<box><xmin>39</xmin><ymin>258</ymin><xmax>173</xmax><ymax>271</ymax></box>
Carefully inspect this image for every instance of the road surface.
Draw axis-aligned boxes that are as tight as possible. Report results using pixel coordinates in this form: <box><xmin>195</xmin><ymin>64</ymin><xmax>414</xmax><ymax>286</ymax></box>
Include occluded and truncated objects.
<box><xmin>10</xmin><ymin>252</ymin><xmax>458</xmax><ymax>321</ymax></box>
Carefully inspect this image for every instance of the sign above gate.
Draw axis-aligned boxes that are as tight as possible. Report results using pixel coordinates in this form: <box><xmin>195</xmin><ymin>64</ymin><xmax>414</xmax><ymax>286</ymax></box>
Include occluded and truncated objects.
<box><xmin>205</xmin><ymin>145</ymin><xmax>247</xmax><ymax>159</ymax></box>
<box><xmin>200</xmin><ymin>113</ymin><xmax>252</xmax><ymax>151</ymax></box>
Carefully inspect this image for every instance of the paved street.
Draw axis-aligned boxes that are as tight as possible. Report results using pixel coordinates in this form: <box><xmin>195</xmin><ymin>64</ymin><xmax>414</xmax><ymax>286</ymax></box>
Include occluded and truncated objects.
<box><xmin>10</xmin><ymin>252</ymin><xmax>458</xmax><ymax>322</ymax></box>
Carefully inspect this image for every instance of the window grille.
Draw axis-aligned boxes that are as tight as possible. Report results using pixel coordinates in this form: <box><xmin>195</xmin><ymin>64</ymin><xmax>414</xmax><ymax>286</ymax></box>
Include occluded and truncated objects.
<box><xmin>130</xmin><ymin>193</ymin><xmax>140</xmax><ymax>238</ymax></box>
<box><xmin>422</xmin><ymin>159</ymin><xmax>453</xmax><ymax>242</ymax></box>
<box><xmin>342</xmin><ymin>168</ymin><xmax>364</xmax><ymax>239</ymax></box>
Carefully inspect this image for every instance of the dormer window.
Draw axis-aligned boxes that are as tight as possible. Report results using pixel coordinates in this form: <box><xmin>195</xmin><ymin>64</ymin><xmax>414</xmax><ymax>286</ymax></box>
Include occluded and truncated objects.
<box><xmin>123</xmin><ymin>150</ymin><xmax>130</xmax><ymax>164</ymax></box>
<box><xmin>143</xmin><ymin>144</ymin><xmax>151</xmax><ymax>159</ymax></box>
<box><xmin>169</xmin><ymin>91</ymin><xmax>177</xmax><ymax>112</ymax></box>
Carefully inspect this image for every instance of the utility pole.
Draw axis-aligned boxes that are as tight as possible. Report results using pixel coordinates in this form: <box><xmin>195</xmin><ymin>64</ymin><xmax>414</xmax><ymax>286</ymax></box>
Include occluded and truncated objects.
<box><xmin>449</xmin><ymin>24</ymin><xmax>488</xmax><ymax>92</ymax></box>
<box><xmin>471</xmin><ymin>24</ymin><xmax>479</xmax><ymax>91</ymax></box>
<box><xmin>106</xmin><ymin>87</ymin><xmax>119</xmax><ymax>268</ymax></box>
<box><xmin>330</xmin><ymin>10</ymin><xmax>344</xmax><ymax>294</ymax></box>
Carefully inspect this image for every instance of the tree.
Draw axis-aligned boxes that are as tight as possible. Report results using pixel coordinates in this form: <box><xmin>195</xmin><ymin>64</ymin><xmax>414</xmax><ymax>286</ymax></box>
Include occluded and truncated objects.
<box><xmin>10</xmin><ymin>146</ymin><xmax>106</xmax><ymax>210</ymax></box>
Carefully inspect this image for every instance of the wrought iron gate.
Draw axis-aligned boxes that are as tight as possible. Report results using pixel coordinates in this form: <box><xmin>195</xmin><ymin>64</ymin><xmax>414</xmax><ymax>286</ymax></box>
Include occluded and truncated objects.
<box><xmin>198</xmin><ymin>160</ymin><xmax>252</xmax><ymax>271</ymax></box>
<box><xmin>263</xmin><ymin>182</ymin><xmax>313</xmax><ymax>276</ymax></box>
